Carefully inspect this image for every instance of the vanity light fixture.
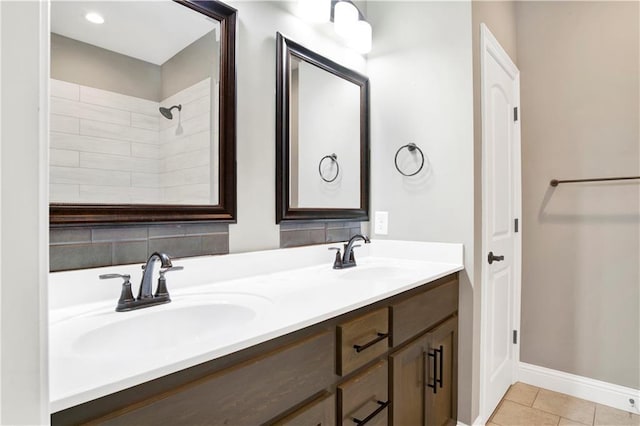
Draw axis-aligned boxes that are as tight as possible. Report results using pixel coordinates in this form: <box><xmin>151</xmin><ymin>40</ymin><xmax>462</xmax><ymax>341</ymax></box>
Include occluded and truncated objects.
<box><xmin>333</xmin><ymin>1</ymin><xmax>359</xmax><ymax>38</ymax></box>
<box><xmin>333</xmin><ymin>0</ymin><xmax>372</xmax><ymax>54</ymax></box>
<box><xmin>84</xmin><ymin>12</ymin><xmax>105</xmax><ymax>24</ymax></box>
<box><xmin>296</xmin><ymin>0</ymin><xmax>373</xmax><ymax>54</ymax></box>
<box><xmin>349</xmin><ymin>20</ymin><xmax>372</xmax><ymax>54</ymax></box>
<box><xmin>298</xmin><ymin>0</ymin><xmax>331</xmax><ymax>23</ymax></box>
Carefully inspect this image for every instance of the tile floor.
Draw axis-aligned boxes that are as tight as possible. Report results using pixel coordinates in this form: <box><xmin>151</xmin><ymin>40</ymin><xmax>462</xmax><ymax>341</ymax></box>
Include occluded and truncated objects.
<box><xmin>488</xmin><ymin>382</ymin><xmax>640</xmax><ymax>426</ymax></box>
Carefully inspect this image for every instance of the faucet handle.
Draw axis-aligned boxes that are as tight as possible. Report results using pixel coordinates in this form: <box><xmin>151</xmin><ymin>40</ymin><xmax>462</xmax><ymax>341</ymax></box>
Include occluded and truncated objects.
<box><xmin>329</xmin><ymin>247</ymin><xmax>343</xmax><ymax>269</ymax></box>
<box><xmin>155</xmin><ymin>266</ymin><xmax>183</xmax><ymax>299</ymax></box>
<box><xmin>159</xmin><ymin>266</ymin><xmax>184</xmax><ymax>275</ymax></box>
<box><xmin>99</xmin><ymin>273</ymin><xmax>131</xmax><ymax>281</ymax></box>
<box><xmin>99</xmin><ymin>273</ymin><xmax>135</xmax><ymax>308</ymax></box>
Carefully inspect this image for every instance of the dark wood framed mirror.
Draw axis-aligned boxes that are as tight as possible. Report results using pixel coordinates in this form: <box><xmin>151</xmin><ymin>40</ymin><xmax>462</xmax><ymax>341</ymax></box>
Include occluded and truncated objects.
<box><xmin>276</xmin><ymin>32</ymin><xmax>369</xmax><ymax>223</ymax></box>
<box><xmin>49</xmin><ymin>0</ymin><xmax>236</xmax><ymax>224</ymax></box>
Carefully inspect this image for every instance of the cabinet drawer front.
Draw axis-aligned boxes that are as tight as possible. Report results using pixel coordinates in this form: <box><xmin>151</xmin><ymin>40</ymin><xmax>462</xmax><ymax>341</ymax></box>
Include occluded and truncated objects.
<box><xmin>338</xmin><ymin>360</ymin><xmax>389</xmax><ymax>426</ymax></box>
<box><xmin>98</xmin><ymin>332</ymin><xmax>335</xmax><ymax>426</ymax></box>
<box><xmin>337</xmin><ymin>308</ymin><xmax>389</xmax><ymax>375</ymax></box>
<box><xmin>274</xmin><ymin>393</ymin><xmax>335</xmax><ymax>426</ymax></box>
<box><xmin>391</xmin><ymin>278</ymin><xmax>458</xmax><ymax>347</ymax></box>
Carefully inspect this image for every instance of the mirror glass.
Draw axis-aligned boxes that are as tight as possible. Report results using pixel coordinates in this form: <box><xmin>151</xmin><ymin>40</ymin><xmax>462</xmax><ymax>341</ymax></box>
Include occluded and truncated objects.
<box><xmin>289</xmin><ymin>57</ymin><xmax>361</xmax><ymax>209</ymax></box>
<box><xmin>276</xmin><ymin>33</ymin><xmax>369</xmax><ymax>223</ymax></box>
<box><xmin>49</xmin><ymin>0</ymin><xmax>236</xmax><ymax>223</ymax></box>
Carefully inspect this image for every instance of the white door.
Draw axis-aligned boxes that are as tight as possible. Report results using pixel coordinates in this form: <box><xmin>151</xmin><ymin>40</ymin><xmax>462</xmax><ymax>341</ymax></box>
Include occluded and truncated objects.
<box><xmin>480</xmin><ymin>23</ymin><xmax>522</xmax><ymax>420</ymax></box>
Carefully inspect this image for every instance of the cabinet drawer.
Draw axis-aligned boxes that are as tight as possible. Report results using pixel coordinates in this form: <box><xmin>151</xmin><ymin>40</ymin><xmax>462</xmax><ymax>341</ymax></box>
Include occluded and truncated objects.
<box><xmin>273</xmin><ymin>393</ymin><xmax>335</xmax><ymax>426</ymax></box>
<box><xmin>338</xmin><ymin>360</ymin><xmax>389</xmax><ymax>426</ymax></box>
<box><xmin>337</xmin><ymin>308</ymin><xmax>389</xmax><ymax>375</ymax></box>
<box><xmin>391</xmin><ymin>277</ymin><xmax>458</xmax><ymax>347</ymax></box>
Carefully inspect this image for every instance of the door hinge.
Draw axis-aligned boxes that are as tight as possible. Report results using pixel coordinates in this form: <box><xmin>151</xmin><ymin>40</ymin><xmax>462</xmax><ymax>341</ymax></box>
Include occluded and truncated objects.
<box><xmin>514</xmin><ymin>107</ymin><xmax>519</xmax><ymax>122</ymax></box>
<box><xmin>514</xmin><ymin>218</ymin><xmax>519</xmax><ymax>233</ymax></box>
<box><xmin>513</xmin><ymin>330</ymin><xmax>518</xmax><ymax>344</ymax></box>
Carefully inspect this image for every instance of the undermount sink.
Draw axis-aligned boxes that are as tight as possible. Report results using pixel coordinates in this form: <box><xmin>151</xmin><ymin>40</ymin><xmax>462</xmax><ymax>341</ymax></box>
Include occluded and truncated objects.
<box><xmin>52</xmin><ymin>293</ymin><xmax>273</xmax><ymax>359</ymax></box>
<box><xmin>73</xmin><ymin>303</ymin><xmax>256</xmax><ymax>356</ymax></box>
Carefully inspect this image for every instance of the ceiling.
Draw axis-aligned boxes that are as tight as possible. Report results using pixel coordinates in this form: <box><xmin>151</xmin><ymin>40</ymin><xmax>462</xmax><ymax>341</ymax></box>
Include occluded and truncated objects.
<box><xmin>51</xmin><ymin>1</ymin><xmax>219</xmax><ymax>66</ymax></box>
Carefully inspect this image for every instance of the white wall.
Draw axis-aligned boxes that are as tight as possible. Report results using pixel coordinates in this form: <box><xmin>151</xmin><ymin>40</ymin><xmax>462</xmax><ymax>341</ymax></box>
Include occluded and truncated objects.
<box><xmin>227</xmin><ymin>1</ymin><xmax>365</xmax><ymax>253</ymax></box>
<box><xmin>367</xmin><ymin>2</ymin><xmax>476</xmax><ymax>423</ymax></box>
<box><xmin>0</xmin><ymin>1</ymin><xmax>49</xmax><ymax>424</ymax></box>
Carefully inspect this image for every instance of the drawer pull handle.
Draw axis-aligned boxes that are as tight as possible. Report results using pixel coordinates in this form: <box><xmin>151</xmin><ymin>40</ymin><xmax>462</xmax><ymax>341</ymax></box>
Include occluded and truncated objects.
<box><xmin>426</xmin><ymin>349</ymin><xmax>438</xmax><ymax>394</ymax></box>
<box><xmin>352</xmin><ymin>400</ymin><xmax>390</xmax><ymax>425</ymax></box>
<box><xmin>353</xmin><ymin>332</ymin><xmax>389</xmax><ymax>353</ymax></box>
<box><xmin>437</xmin><ymin>345</ymin><xmax>444</xmax><ymax>389</ymax></box>
<box><xmin>425</xmin><ymin>346</ymin><xmax>444</xmax><ymax>393</ymax></box>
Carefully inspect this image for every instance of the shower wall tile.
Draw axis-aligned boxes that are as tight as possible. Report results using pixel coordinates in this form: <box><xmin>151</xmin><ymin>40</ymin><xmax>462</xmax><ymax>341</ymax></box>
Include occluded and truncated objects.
<box><xmin>131</xmin><ymin>113</ymin><xmax>160</xmax><ymax>131</ymax></box>
<box><xmin>51</xmin><ymin>114</ymin><xmax>80</xmax><ymax>134</ymax></box>
<box><xmin>51</xmin><ymin>97</ymin><xmax>131</xmax><ymax>126</ymax></box>
<box><xmin>80</xmin><ymin>85</ymin><xmax>158</xmax><ymax>116</ymax></box>
<box><xmin>79</xmin><ymin>152</ymin><xmax>160</xmax><ymax>174</ymax></box>
<box><xmin>50</xmin><ymin>132</ymin><xmax>131</xmax><ymax>156</ymax></box>
<box><xmin>51</xmin><ymin>79</ymin><xmax>79</xmax><ymax>101</ymax></box>
<box><xmin>50</xmin><ymin>78</ymin><xmax>216</xmax><ymax>205</ymax></box>
<box><xmin>50</xmin><ymin>184</ymin><xmax>80</xmax><ymax>202</ymax></box>
<box><xmin>163</xmin><ymin>149</ymin><xmax>210</xmax><ymax>172</ymax></box>
<box><xmin>132</xmin><ymin>143</ymin><xmax>163</xmax><ymax>159</ymax></box>
<box><xmin>162</xmin><ymin>165</ymin><xmax>210</xmax><ymax>187</ymax></box>
<box><xmin>50</xmin><ymin>166</ymin><xmax>131</xmax><ymax>187</ymax></box>
<box><xmin>80</xmin><ymin>119</ymin><xmax>159</xmax><ymax>144</ymax></box>
<box><xmin>50</xmin><ymin>149</ymin><xmax>80</xmax><ymax>167</ymax></box>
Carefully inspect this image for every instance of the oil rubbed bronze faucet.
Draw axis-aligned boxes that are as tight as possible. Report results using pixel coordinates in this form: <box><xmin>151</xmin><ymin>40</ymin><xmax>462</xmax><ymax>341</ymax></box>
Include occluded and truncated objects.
<box><xmin>100</xmin><ymin>252</ymin><xmax>183</xmax><ymax>312</ymax></box>
<box><xmin>330</xmin><ymin>234</ymin><xmax>371</xmax><ymax>269</ymax></box>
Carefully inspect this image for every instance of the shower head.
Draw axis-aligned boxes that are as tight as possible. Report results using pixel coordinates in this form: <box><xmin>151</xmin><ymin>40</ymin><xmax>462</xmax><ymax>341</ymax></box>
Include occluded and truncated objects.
<box><xmin>159</xmin><ymin>104</ymin><xmax>182</xmax><ymax>120</ymax></box>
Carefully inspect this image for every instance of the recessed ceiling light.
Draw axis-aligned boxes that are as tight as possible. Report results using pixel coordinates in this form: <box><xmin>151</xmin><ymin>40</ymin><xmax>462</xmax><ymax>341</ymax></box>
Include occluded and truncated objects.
<box><xmin>85</xmin><ymin>12</ymin><xmax>104</xmax><ymax>24</ymax></box>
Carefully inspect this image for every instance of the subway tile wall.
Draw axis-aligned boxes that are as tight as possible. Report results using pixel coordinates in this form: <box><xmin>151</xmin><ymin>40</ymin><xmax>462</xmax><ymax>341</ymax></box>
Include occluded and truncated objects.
<box><xmin>279</xmin><ymin>221</ymin><xmax>364</xmax><ymax>248</ymax></box>
<box><xmin>50</xmin><ymin>223</ymin><xmax>229</xmax><ymax>272</ymax></box>
<box><xmin>50</xmin><ymin>78</ymin><xmax>213</xmax><ymax>204</ymax></box>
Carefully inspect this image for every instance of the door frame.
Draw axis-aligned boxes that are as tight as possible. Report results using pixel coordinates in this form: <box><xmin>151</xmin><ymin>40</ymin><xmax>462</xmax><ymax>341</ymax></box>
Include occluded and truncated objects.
<box><xmin>479</xmin><ymin>23</ymin><xmax>522</xmax><ymax>422</ymax></box>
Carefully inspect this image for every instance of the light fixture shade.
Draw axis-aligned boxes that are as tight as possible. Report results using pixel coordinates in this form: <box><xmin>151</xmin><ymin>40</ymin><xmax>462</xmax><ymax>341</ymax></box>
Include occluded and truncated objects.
<box><xmin>85</xmin><ymin>12</ymin><xmax>105</xmax><ymax>24</ymax></box>
<box><xmin>298</xmin><ymin>0</ymin><xmax>331</xmax><ymax>23</ymax></box>
<box><xmin>349</xmin><ymin>20</ymin><xmax>372</xmax><ymax>54</ymax></box>
<box><xmin>334</xmin><ymin>1</ymin><xmax>358</xmax><ymax>38</ymax></box>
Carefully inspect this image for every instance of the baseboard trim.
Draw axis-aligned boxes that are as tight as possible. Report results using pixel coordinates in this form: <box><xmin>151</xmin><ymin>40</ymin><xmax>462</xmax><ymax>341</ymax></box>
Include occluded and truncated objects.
<box><xmin>518</xmin><ymin>362</ymin><xmax>640</xmax><ymax>414</ymax></box>
<box><xmin>457</xmin><ymin>415</ymin><xmax>482</xmax><ymax>426</ymax></box>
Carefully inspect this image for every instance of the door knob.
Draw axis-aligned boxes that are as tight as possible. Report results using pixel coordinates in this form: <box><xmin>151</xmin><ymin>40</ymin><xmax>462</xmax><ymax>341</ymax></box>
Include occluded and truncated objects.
<box><xmin>488</xmin><ymin>251</ymin><xmax>505</xmax><ymax>264</ymax></box>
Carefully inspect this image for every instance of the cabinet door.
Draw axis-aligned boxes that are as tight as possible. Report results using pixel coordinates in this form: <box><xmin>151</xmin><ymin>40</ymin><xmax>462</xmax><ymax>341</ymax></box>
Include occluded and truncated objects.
<box><xmin>425</xmin><ymin>316</ymin><xmax>458</xmax><ymax>426</ymax></box>
<box><xmin>389</xmin><ymin>334</ymin><xmax>429</xmax><ymax>425</ymax></box>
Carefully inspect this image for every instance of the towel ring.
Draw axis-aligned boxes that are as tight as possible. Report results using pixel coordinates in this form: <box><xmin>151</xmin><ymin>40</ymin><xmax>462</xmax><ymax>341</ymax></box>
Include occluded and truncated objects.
<box><xmin>394</xmin><ymin>143</ymin><xmax>424</xmax><ymax>177</ymax></box>
<box><xmin>319</xmin><ymin>153</ymin><xmax>340</xmax><ymax>183</ymax></box>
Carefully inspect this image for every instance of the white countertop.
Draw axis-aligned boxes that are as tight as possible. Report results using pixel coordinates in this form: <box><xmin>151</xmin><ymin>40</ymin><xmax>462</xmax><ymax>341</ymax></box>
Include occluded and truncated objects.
<box><xmin>49</xmin><ymin>239</ymin><xmax>463</xmax><ymax>413</ymax></box>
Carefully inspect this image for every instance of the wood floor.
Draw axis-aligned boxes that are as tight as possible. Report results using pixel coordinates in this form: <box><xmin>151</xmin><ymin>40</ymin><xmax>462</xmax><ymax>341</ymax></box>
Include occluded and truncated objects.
<box><xmin>488</xmin><ymin>382</ymin><xmax>640</xmax><ymax>426</ymax></box>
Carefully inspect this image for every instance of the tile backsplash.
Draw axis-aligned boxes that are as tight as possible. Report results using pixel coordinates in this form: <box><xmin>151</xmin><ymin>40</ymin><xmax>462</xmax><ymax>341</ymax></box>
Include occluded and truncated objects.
<box><xmin>50</xmin><ymin>222</ymin><xmax>229</xmax><ymax>272</ymax></box>
<box><xmin>280</xmin><ymin>221</ymin><xmax>363</xmax><ymax>248</ymax></box>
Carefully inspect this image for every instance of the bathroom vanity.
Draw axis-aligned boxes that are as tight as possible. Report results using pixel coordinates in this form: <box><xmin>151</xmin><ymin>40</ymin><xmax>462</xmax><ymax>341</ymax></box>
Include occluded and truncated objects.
<box><xmin>49</xmin><ymin>240</ymin><xmax>462</xmax><ymax>425</ymax></box>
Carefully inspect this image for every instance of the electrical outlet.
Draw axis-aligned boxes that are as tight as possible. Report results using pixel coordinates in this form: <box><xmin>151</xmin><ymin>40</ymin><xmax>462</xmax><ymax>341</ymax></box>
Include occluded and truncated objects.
<box><xmin>374</xmin><ymin>211</ymin><xmax>388</xmax><ymax>235</ymax></box>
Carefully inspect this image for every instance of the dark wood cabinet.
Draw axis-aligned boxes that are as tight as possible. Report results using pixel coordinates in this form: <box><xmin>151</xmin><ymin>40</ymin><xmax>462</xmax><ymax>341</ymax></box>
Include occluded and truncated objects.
<box><xmin>390</xmin><ymin>333</ymin><xmax>430</xmax><ymax>425</ymax></box>
<box><xmin>389</xmin><ymin>316</ymin><xmax>458</xmax><ymax>426</ymax></box>
<box><xmin>338</xmin><ymin>360</ymin><xmax>389</xmax><ymax>426</ymax></box>
<box><xmin>274</xmin><ymin>392</ymin><xmax>336</xmax><ymax>426</ymax></box>
<box><xmin>52</xmin><ymin>274</ymin><xmax>459</xmax><ymax>426</ymax></box>
<box><xmin>425</xmin><ymin>316</ymin><xmax>458</xmax><ymax>426</ymax></box>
